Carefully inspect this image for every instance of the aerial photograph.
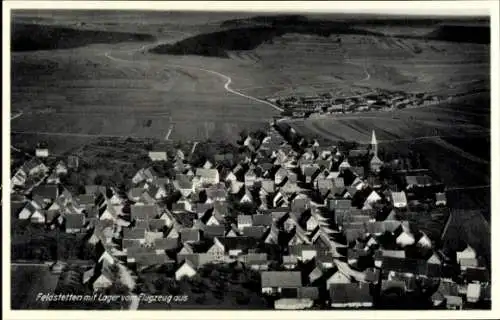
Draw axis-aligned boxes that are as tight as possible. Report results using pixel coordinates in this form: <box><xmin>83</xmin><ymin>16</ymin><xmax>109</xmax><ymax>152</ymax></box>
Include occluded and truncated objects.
<box><xmin>7</xmin><ymin>2</ymin><xmax>493</xmax><ymax>313</ymax></box>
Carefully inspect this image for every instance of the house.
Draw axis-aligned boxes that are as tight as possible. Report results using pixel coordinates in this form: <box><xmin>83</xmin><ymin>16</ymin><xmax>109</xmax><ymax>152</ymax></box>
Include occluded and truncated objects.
<box><xmin>35</xmin><ymin>147</ymin><xmax>49</xmax><ymax>158</ymax></box>
<box><xmin>329</xmin><ymin>283</ymin><xmax>373</xmax><ymax>308</ymax></box>
<box><xmin>242</xmin><ymin>226</ymin><xmax>267</xmax><ymax>239</ymax></box>
<box><xmin>274</xmin><ymin>167</ymin><xmax>288</xmax><ymax>185</ymax></box>
<box><xmin>435</xmin><ymin>192</ymin><xmax>447</xmax><ymax>206</ymax></box>
<box><xmin>148</xmin><ymin>151</ymin><xmax>167</xmax><ymax>162</ymax></box>
<box><xmin>326</xmin><ymin>271</ymin><xmax>351</xmax><ymax>289</ymax></box>
<box><xmin>239</xmin><ymin>253</ymin><xmax>269</xmax><ymax>270</ymax></box>
<box><xmin>154</xmin><ymin>238</ymin><xmax>179</xmax><ymax>252</ymax></box>
<box><xmin>206</xmin><ymin>183</ymin><xmax>227</xmax><ymax>202</ymax></box>
<box><xmin>32</xmin><ymin>184</ymin><xmax>59</xmax><ymax>205</ymax></box>
<box><xmin>252</xmin><ymin>214</ymin><xmax>273</xmax><ymax>228</ymax></box>
<box><xmin>173</xmin><ymin>175</ymin><xmax>195</xmax><ymax>197</ymax></box>
<box><xmin>244</xmin><ymin>169</ymin><xmax>258</xmax><ymax>187</ymax></box>
<box><xmin>18</xmin><ymin>202</ymin><xmax>45</xmax><ymax>223</ymax></box>
<box><xmin>391</xmin><ymin>191</ymin><xmax>408</xmax><ymax>208</ymax></box>
<box><xmin>467</xmin><ymin>283</ymin><xmax>481</xmax><ymax>303</ymax></box>
<box><xmin>175</xmin><ymin>260</ymin><xmax>197</xmax><ymax>280</ymax></box>
<box><xmin>239</xmin><ymin>189</ymin><xmax>254</xmax><ymax>204</ymax></box>
<box><xmin>146</xmin><ymin>184</ymin><xmax>167</xmax><ymax>200</ymax></box>
<box><xmin>65</xmin><ymin>214</ymin><xmax>85</xmax><ymax>233</ymax></box>
<box><xmin>132</xmin><ymin>167</ymin><xmax>158</xmax><ymax>184</ymax></box>
<box><xmin>217</xmin><ymin>236</ymin><xmax>255</xmax><ymax>258</ymax></box>
<box><xmin>457</xmin><ymin>244</ymin><xmax>476</xmax><ymax>261</ymax></box>
<box><xmin>328</xmin><ymin>199</ymin><xmax>351</xmax><ymax>212</ymax></box>
<box><xmin>200</xmin><ymin>209</ymin><xmax>223</xmax><ymax>226</ymax></box>
<box><xmin>180</xmin><ymin>228</ymin><xmax>201</xmax><ymax>243</ymax></box>
<box><xmin>303</xmin><ymin>165</ymin><xmax>319</xmax><ymax>184</ymax></box>
<box><xmin>396</xmin><ymin>230</ymin><xmax>415</xmax><ymax>248</ymax></box>
<box><xmin>417</xmin><ymin>232</ymin><xmax>433</xmax><ymax>249</ymax></box>
<box><xmin>260</xmin><ymin>179</ymin><xmax>276</xmax><ymax>195</ymax></box>
<box><xmin>203</xmin><ymin>225</ymin><xmax>226</xmax><ymax>239</ymax></box>
<box><xmin>283</xmin><ymin>255</ymin><xmax>298</xmax><ymax>269</ymax></box>
<box><xmin>131</xmin><ymin>205</ymin><xmax>159</xmax><ymax>221</ymax></box>
<box><xmin>261</xmin><ymin>271</ymin><xmax>302</xmax><ymax>295</ymax></box>
<box><xmin>195</xmin><ymin>168</ymin><xmax>219</xmax><ymax>185</ymax></box>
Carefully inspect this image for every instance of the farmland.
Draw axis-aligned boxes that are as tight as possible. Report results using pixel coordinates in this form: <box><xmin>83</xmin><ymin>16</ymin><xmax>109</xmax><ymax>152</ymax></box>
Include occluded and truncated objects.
<box><xmin>11</xmin><ymin>12</ymin><xmax>489</xmax><ymax>154</ymax></box>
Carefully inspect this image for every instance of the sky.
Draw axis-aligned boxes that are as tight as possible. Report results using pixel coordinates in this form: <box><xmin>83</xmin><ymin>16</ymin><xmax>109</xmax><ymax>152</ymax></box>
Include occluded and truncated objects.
<box><xmin>4</xmin><ymin>1</ymin><xmax>494</xmax><ymax>17</ymax></box>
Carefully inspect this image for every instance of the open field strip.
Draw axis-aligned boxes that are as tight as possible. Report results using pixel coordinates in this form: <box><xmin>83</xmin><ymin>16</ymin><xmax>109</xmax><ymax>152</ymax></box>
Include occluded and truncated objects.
<box><xmin>104</xmin><ymin>41</ymin><xmax>284</xmax><ymax>113</ymax></box>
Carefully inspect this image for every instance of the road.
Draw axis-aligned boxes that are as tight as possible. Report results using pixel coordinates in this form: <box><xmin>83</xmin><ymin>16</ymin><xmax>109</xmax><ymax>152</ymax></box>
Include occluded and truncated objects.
<box><xmin>11</xmin><ymin>112</ymin><xmax>24</xmax><ymax>120</ymax></box>
<box><xmin>104</xmin><ymin>40</ymin><xmax>284</xmax><ymax>113</ymax></box>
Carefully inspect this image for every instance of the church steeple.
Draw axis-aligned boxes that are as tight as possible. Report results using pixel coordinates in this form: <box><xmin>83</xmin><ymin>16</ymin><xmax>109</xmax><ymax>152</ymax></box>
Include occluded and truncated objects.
<box><xmin>371</xmin><ymin>130</ymin><xmax>378</xmax><ymax>155</ymax></box>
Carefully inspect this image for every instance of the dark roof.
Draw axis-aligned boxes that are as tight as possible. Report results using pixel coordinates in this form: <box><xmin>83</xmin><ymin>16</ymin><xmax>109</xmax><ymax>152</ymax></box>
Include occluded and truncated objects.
<box><xmin>65</xmin><ymin>214</ymin><xmax>85</xmax><ymax>229</ymax></box>
<box><xmin>329</xmin><ymin>283</ymin><xmax>372</xmax><ymax>304</ymax></box>
<box><xmin>252</xmin><ymin>214</ymin><xmax>273</xmax><ymax>227</ymax></box>
<box><xmin>131</xmin><ymin>205</ymin><xmax>159</xmax><ymax>220</ymax></box>
<box><xmin>180</xmin><ymin>228</ymin><xmax>201</xmax><ymax>242</ymax></box>
<box><xmin>122</xmin><ymin>239</ymin><xmax>142</xmax><ymax>250</ymax></box>
<box><xmin>203</xmin><ymin>225</ymin><xmax>226</xmax><ymax>238</ymax></box>
<box><xmin>218</xmin><ymin>236</ymin><xmax>256</xmax><ymax>251</ymax></box>
<box><xmin>85</xmin><ymin>185</ymin><xmax>106</xmax><ymax>196</ymax></box>
<box><xmin>134</xmin><ymin>253</ymin><xmax>173</xmax><ymax>268</ymax></box>
<box><xmin>154</xmin><ymin>238</ymin><xmax>179</xmax><ymax>251</ymax></box>
<box><xmin>242</xmin><ymin>226</ymin><xmax>267</xmax><ymax>239</ymax></box>
<box><xmin>464</xmin><ymin>268</ymin><xmax>490</xmax><ymax>283</ymax></box>
<box><xmin>328</xmin><ymin>199</ymin><xmax>351</xmax><ymax>210</ymax></box>
<box><xmin>261</xmin><ymin>271</ymin><xmax>302</xmax><ymax>288</ymax></box>
<box><xmin>172</xmin><ymin>211</ymin><xmax>196</xmax><ymax>228</ymax></box>
<box><xmin>32</xmin><ymin>184</ymin><xmax>58</xmax><ymax>200</ymax></box>
<box><xmin>149</xmin><ymin>219</ymin><xmax>166</xmax><ymax>231</ymax></box>
<box><xmin>123</xmin><ymin>228</ymin><xmax>146</xmax><ymax>240</ymax></box>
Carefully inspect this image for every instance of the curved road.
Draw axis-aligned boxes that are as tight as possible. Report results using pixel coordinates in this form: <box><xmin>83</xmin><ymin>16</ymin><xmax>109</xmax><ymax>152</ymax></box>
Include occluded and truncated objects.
<box><xmin>104</xmin><ymin>39</ymin><xmax>284</xmax><ymax>113</ymax></box>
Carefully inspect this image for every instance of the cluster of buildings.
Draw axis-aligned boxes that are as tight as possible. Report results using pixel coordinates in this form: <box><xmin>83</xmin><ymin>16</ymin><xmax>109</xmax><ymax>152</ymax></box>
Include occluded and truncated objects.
<box><xmin>11</xmin><ymin>123</ymin><xmax>490</xmax><ymax>309</ymax></box>
<box><xmin>269</xmin><ymin>90</ymin><xmax>446</xmax><ymax>118</ymax></box>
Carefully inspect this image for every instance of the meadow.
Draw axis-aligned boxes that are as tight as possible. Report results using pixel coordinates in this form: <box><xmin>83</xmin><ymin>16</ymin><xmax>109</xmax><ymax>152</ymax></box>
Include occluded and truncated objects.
<box><xmin>11</xmin><ymin>11</ymin><xmax>489</xmax><ymax>153</ymax></box>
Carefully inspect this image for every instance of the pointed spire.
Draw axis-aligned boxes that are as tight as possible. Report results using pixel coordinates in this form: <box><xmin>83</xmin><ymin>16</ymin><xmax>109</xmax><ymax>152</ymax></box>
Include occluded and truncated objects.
<box><xmin>371</xmin><ymin>130</ymin><xmax>378</xmax><ymax>155</ymax></box>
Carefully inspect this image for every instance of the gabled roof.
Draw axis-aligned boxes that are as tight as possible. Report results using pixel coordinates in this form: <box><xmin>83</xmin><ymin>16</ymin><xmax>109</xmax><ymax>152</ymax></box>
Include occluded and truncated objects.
<box><xmin>180</xmin><ymin>228</ymin><xmax>201</xmax><ymax>242</ymax></box>
<box><xmin>131</xmin><ymin>205</ymin><xmax>159</xmax><ymax>221</ymax></box>
<box><xmin>242</xmin><ymin>226</ymin><xmax>267</xmax><ymax>239</ymax></box>
<box><xmin>218</xmin><ymin>236</ymin><xmax>255</xmax><ymax>251</ymax></box>
<box><xmin>123</xmin><ymin>228</ymin><xmax>146</xmax><ymax>240</ymax></box>
<box><xmin>252</xmin><ymin>214</ymin><xmax>273</xmax><ymax>227</ymax></box>
<box><xmin>203</xmin><ymin>225</ymin><xmax>226</xmax><ymax>238</ymax></box>
<box><xmin>32</xmin><ymin>184</ymin><xmax>58</xmax><ymax>200</ymax></box>
<box><xmin>85</xmin><ymin>185</ymin><xmax>106</xmax><ymax>196</ymax></box>
<box><xmin>154</xmin><ymin>238</ymin><xmax>179</xmax><ymax>250</ymax></box>
<box><xmin>261</xmin><ymin>271</ymin><xmax>302</xmax><ymax>288</ymax></box>
<box><xmin>329</xmin><ymin>283</ymin><xmax>372</xmax><ymax>304</ymax></box>
<box><xmin>196</xmin><ymin>168</ymin><xmax>219</xmax><ymax>179</ymax></box>
<box><xmin>65</xmin><ymin>214</ymin><xmax>85</xmax><ymax>229</ymax></box>
<box><xmin>237</xmin><ymin>215</ymin><xmax>253</xmax><ymax>226</ymax></box>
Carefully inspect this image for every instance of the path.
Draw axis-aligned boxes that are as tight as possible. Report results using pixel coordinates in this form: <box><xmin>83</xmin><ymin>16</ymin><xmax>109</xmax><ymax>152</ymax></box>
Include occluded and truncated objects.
<box><xmin>446</xmin><ymin>185</ymin><xmax>491</xmax><ymax>191</ymax></box>
<box><xmin>11</xmin><ymin>112</ymin><xmax>24</xmax><ymax>120</ymax></box>
<box><xmin>104</xmin><ymin>40</ymin><xmax>284</xmax><ymax>113</ymax></box>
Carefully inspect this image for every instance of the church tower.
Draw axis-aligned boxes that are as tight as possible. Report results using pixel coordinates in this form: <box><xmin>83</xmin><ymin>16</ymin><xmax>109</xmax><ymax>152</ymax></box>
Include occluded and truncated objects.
<box><xmin>370</xmin><ymin>130</ymin><xmax>383</xmax><ymax>173</ymax></box>
<box><xmin>371</xmin><ymin>130</ymin><xmax>378</xmax><ymax>156</ymax></box>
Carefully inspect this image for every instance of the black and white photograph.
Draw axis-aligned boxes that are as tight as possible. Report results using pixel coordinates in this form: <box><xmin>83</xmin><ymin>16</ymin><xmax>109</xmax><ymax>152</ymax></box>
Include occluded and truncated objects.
<box><xmin>3</xmin><ymin>1</ymin><xmax>498</xmax><ymax>317</ymax></box>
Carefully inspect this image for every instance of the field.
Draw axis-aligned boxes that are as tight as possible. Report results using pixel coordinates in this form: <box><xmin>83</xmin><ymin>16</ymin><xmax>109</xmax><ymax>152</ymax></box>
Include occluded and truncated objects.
<box><xmin>11</xmin><ymin>264</ymin><xmax>60</xmax><ymax>309</ymax></box>
<box><xmin>11</xmin><ymin>11</ymin><xmax>489</xmax><ymax>154</ymax></box>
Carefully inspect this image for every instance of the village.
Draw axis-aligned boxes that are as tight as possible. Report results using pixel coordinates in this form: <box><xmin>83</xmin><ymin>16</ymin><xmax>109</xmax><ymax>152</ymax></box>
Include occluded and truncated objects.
<box><xmin>268</xmin><ymin>89</ymin><xmax>447</xmax><ymax>118</ymax></box>
<box><xmin>10</xmin><ymin>120</ymin><xmax>490</xmax><ymax>310</ymax></box>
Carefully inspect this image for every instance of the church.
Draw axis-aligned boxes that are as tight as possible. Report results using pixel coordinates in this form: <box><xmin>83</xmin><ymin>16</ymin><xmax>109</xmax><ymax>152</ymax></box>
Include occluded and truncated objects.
<box><xmin>369</xmin><ymin>130</ymin><xmax>384</xmax><ymax>173</ymax></box>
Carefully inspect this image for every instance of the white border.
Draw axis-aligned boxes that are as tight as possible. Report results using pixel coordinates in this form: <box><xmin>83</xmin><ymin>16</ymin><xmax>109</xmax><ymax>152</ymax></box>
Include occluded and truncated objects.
<box><xmin>3</xmin><ymin>1</ymin><xmax>499</xmax><ymax>320</ymax></box>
